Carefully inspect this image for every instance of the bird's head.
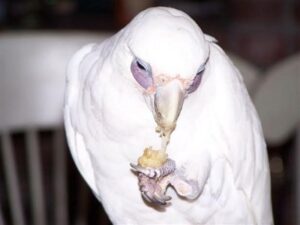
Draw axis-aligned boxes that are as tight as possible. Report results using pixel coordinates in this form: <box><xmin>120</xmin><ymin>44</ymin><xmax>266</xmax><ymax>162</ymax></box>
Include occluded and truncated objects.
<box><xmin>123</xmin><ymin>7</ymin><xmax>210</xmax><ymax>140</ymax></box>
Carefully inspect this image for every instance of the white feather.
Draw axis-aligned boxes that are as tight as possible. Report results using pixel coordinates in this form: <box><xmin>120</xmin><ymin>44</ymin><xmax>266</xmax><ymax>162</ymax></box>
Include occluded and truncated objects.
<box><xmin>64</xmin><ymin>7</ymin><xmax>273</xmax><ymax>225</ymax></box>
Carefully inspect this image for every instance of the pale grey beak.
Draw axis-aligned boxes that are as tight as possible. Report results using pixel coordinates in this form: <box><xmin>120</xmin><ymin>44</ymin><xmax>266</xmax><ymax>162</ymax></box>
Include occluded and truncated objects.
<box><xmin>153</xmin><ymin>79</ymin><xmax>185</xmax><ymax>142</ymax></box>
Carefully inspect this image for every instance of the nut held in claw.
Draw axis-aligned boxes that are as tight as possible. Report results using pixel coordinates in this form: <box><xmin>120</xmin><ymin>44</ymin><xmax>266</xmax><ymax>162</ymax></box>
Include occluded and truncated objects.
<box><xmin>137</xmin><ymin>147</ymin><xmax>168</xmax><ymax>168</ymax></box>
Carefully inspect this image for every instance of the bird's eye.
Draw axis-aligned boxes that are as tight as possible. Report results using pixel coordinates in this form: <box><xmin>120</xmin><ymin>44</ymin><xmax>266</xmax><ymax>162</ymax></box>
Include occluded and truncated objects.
<box><xmin>131</xmin><ymin>58</ymin><xmax>153</xmax><ymax>89</ymax></box>
<box><xmin>136</xmin><ymin>60</ymin><xmax>146</xmax><ymax>71</ymax></box>
<box><xmin>187</xmin><ymin>68</ymin><xmax>204</xmax><ymax>94</ymax></box>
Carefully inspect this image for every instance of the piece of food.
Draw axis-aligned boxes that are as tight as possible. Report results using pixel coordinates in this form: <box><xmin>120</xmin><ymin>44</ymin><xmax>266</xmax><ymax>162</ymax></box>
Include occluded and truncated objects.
<box><xmin>138</xmin><ymin>147</ymin><xmax>168</xmax><ymax>168</ymax></box>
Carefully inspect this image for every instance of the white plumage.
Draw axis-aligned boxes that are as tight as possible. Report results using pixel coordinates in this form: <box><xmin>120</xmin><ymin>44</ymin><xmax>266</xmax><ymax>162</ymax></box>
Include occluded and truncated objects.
<box><xmin>64</xmin><ymin>7</ymin><xmax>273</xmax><ymax>224</ymax></box>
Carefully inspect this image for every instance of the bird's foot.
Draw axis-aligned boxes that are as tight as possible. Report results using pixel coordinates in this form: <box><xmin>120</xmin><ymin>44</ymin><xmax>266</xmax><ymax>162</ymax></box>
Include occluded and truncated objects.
<box><xmin>137</xmin><ymin>173</ymin><xmax>172</xmax><ymax>205</ymax></box>
<box><xmin>130</xmin><ymin>159</ymin><xmax>176</xmax><ymax>205</ymax></box>
<box><xmin>169</xmin><ymin>171</ymin><xmax>201</xmax><ymax>200</ymax></box>
<box><xmin>131</xmin><ymin>159</ymin><xmax>201</xmax><ymax>205</ymax></box>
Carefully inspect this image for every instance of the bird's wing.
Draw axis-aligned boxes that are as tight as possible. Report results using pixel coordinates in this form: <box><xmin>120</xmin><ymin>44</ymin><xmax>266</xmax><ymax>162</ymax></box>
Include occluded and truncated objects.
<box><xmin>64</xmin><ymin>43</ymin><xmax>100</xmax><ymax>197</ymax></box>
<box><xmin>202</xmin><ymin>42</ymin><xmax>272</xmax><ymax>224</ymax></box>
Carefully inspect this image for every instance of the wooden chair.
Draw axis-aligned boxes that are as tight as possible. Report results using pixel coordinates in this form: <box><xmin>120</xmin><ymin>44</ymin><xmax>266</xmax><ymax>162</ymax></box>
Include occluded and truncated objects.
<box><xmin>0</xmin><ymin>32</ymin><xmax>111</xmax><ymax>225</ymax></box>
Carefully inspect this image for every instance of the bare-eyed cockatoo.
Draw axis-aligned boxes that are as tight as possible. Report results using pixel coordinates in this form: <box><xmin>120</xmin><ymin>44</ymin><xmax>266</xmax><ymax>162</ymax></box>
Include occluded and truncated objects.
<box><xmin>64</xmin><ymin>7</ymin><xmax>273</xmax><ymax>225</ymax></box>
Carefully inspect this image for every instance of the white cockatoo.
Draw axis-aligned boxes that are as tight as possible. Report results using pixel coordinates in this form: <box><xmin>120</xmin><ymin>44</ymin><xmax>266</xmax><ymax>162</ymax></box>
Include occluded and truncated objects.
<box><xmin>64</xmin><ymin>7</ymin><xmax>273</xmax><ymax>225</ymax></box>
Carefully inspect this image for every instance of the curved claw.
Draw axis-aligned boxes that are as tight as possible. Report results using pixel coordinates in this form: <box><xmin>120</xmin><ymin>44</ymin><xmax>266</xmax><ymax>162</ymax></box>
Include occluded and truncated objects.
<box><xmin>137</xmin><ymin>173</ymin><xmax>172</xmax><ymax>205</ymax></box>
<box><xmin>141</xmin><ymin>184</ymin><xmax>172</xmax><ymax>205</ymax></box>
<box><xmin>130</xmin><ymin>158</ymin><xmax>177</xmax><ymax>206</ymax></box>
<box><xmin>154</xmin><ymin>193</ymin><xmax>172</xmax><ymax>204</ymax></box>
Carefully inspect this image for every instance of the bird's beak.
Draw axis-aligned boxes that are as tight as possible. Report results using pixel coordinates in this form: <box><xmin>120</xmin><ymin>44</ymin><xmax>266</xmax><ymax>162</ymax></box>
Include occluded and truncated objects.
<box><xmin>153</xmin><ymin>79</ymin><xmax>185</xmax><ymax>141</ymax></box>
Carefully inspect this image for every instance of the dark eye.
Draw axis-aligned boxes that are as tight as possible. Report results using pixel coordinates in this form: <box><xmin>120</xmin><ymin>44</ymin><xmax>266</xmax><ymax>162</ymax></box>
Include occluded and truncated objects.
<box><xmin>187</xmin><ymin>69</ymin><xmax>204</xmax><ymax>94</ymax></box>
<box><xmin>130</xmin><ymin>58</ymin><xmax>153</xmax><ymax>89</ymax></box>
<box><xmin>136</xmin><ymin>60</ymin><xmax>146</xmax><ymax>71</ymax></box>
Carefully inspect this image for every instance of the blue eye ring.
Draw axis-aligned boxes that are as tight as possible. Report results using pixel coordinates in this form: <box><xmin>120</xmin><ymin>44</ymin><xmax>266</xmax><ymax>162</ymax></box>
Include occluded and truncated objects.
<box><xmin>187</xmin><ymin>56</ymin><xmax>209</xmax><ymax>94</ymax></box>
<box><xmin>131</xmin><ymin>57</ymin><xmax>153</xmax><ymax>89</ymax></box>
<box><xmin>196</xmin><ymin>66</ymin><xmax>205</xmax><ymax>76</ymax></box>
<box><xmin>187</xmin><ymin>69</ymin><xmax>204</xmax><ymax>94</ymax></box>
<box><xmin>135</xmin><ymin>58</ymin><xmax>151</xmax><ymax>73</ymax></box>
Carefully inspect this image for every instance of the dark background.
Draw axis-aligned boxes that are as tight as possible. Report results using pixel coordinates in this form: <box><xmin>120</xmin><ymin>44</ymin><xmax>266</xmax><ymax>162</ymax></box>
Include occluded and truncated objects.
<box><xmin>1</xmin><ymin>0</ymin><xmax>300</xmax><ymax>69</ymax></box>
